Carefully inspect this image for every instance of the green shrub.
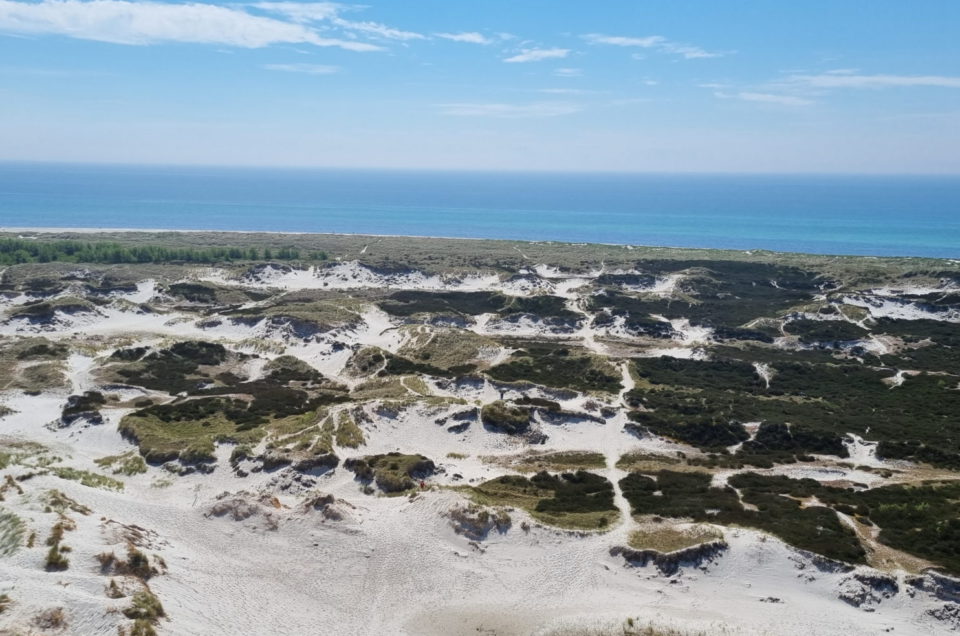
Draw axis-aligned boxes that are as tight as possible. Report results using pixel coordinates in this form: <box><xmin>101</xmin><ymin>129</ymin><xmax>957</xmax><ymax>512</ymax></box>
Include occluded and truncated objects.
<box><xmin>45</xmin><ymin>545</ymin><xmax>69</xmax><ymax>571</ymax></box>
<box><xmin>480</xmin><ymin>401</ymin><xmax>531</xmax><ymax>434</ymax></box>
<box><xmin>122</xmin><ymin>590</ymin><xmax>165</xmax><ymax>621</ymax></box>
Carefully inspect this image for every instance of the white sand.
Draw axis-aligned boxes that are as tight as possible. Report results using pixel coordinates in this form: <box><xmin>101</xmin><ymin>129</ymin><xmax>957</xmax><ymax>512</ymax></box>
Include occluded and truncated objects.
<box><xmin>0</xmin><ymin>262</ymin><xmax>956</xmax><ymax>635</ymax></box>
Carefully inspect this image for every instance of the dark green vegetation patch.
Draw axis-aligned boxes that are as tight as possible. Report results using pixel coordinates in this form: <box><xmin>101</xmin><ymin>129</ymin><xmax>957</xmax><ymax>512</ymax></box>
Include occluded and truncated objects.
<box><xmin>620</xmin><ymin>468</ymin><xmax>960</xmax><ymax>574</ymax></box>
<box><xmin>732</xmin><ymin>473</ymin><xmax>960</xmax><ymax>574</ymax></box>
<box><xmin>480</xmin><ymin>401</ymin><xmax>532</xmax><ymax>434</ymax></box>
<box><xmin>471</xmin><ymin>470</ymin><xmax>617</xmax><ymax>529</ymax></box>
<box><xmin>628</xmin><ymin>352</ymin><xmax>960</xmax><ymax>469</ymax></box>
<box><xmin>488</xmin><ymin>343</ymin><xmax>621</xmax><ymax>393</ymax></box>
<box><xmin>619</xmin><ymin>470</ymin><xmax>866</xmax><ymax>565</ymax></box>
<box><xmin>872</xmin><ymin>318</ymin><xmax>960</xmax><ymax>372</ymax></box>
<box><xmin>588</xmin><ymin>292</ymin><xmax>678</xmax><ymax>339</ymax></box>
<box><xmin>373</xmin><ymin>348</ymin><xmax>476</xmax><ymax>379</ymax></box>
<box><xmin>0</xmin><ymin>237</ymin><xmax>321</xmax><ymax>265</ymax></box>
<box><xmin>594</xmin><ymin>260</ymin><xmax>825</xmax><ymax>330</ymax></box>
<box><xmin>115</xmin><ymin>344</ymin><xmax>348</xmax><ymax>465</ymax></box>
<box><xmin>379</xmin><ymin>290</ymin><xmax>579</xmax><ymax>321</ymax></box>
<box><xmin>784</xmin><ymin>319</ymin><xmax>868</xmax><ymax>345</ymax></box>
<box><xmin>344</xmin><ymin>453</ymin><xmax>436</xmax><ymax>493</ymax></box>
<box><xmin>111</xmin><ymin>341</ymin><xmax>230</xmax><ymax>394</ymax></box>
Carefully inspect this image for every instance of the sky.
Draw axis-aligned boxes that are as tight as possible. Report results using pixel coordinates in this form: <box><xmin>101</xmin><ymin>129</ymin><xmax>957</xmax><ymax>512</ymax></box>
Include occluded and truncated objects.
<box><xmin>1</xmin><ymin>0</ymin><xmax>959</xmax><ymax>173</ymax></box>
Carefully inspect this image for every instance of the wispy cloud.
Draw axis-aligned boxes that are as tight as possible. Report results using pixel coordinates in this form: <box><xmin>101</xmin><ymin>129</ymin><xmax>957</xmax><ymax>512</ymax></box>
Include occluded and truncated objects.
<box><xmin>785</xmin><ymin>73</ymin><xmax>960</xmax><ymax>89</ymax></box>
<box><xmin>261</xmin><ymin>63</ymin><xmax>339</xmax><ymax>74</ymax></box>
<box><xmin>553</xmin><ymin>67</ymin><xmax>582</xmax><ymax>78</ymax></box>
<box><xmin>251</xmin><ymin>2</ymin><xmax>341</xmax><ymax>23</ymax></box>
<box><xmin>330</xmin><ymin>18</ymin><xmax>424</xmax><ymax>41</ymax></box>
<box><xmin>583</xmin><ymin>33</ymin><xmax>724</xmax><ymax>59</ymax></box>
<box><xmin>715</xmin><ymin>91</ymin><xmax>814</xmax><ymax>106</ymax></box>
<box><xmin>438</xmin><ymin>102</ymin><xmax>580</xmax><ymax>117</ymax></box>
<box><xmin>0</xmin><ymin>0</ymin><xmax>382</xmax><ymax>50</ymax></box>
<box><xmin>586</xmin><ymin>35</ymin><xmax>664</xmax><ymax>48</ymax></box>
<box><xmin>256</xmin><ymin>3</ymin><xmax>425</xmax><ymax>41</ymax></box>
<box><xmin>503</xmin><ymin>48</ymin><xmax>570</xmax><ymax>63</ymax></box>
<box><xmin>258</xmin><ymin>1</ymin><xmax>426</xmax><ymax>41</ymax></box>
<box><xmin>435</xmin><ymin>31</ymin><xmax>492</xmax><ymax>45</ymax></box>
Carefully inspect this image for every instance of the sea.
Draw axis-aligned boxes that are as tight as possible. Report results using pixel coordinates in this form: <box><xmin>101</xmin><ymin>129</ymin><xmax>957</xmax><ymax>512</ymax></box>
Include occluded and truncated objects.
<box><xmin>0</xmin><ymin>162</ymin><xmax>958</xmax><ymax>259</ymax></box>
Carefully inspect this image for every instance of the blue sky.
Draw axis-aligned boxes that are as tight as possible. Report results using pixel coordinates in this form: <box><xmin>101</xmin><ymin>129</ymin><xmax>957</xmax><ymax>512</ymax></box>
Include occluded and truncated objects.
<box><xmin>1</xmin><ymin>0</ymin><xmax>959</xmax><ymax>172</ymax></box>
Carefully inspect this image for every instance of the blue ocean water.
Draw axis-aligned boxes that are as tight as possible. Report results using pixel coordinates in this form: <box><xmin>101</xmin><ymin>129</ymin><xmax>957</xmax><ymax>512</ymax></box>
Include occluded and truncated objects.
<box><xmin>0</xmin><ymin>162</ymin><xmax>958</xmax><ymax>258</ymax></box>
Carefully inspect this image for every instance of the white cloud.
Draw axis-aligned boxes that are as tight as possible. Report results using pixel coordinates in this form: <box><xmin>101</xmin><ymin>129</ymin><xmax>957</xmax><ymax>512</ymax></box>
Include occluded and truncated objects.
<box><xmin>715</xmin><ymin>91</ymin><xmax>814</xmax><ymax>106</ymax></box>
<box><xmin>331</xmin><ymin>17</ymin><xmax>424</xmax><ymax>41</ymax></box>
<box><xmin>258</xmin><ymin>2</ymin><xmax>424</xmax><ymax>41</ymax></box>
<box><xmin>261</xmin><ymin>63</ymin><xmax>339</xmax><ymax>74</ymax></box>
<box><xmin>438</xmin><ymin>102</ymin><xmax>581</xmax><ymax>118</ymax></box>
<box><xmin>584</xmin><ymin>34</ymin><xmax>665</xmax><ymax>48</ymax></box>
<box><xmin>788</xmin><ymin>73</ymin><xmax>960</xmax><ymax>89</ymax></box>
<box><xmin>583</xmin><ymin>33</ymin><xmax>724</xmax><ymax>59</ymax></box>
<box><xmin>252</xmin><ymin>2</ymin><xmax>342</xmax><ymax>23</ymax></box>
<box><xmin>553</xmin><ymin>67</ymin><xmax>582</xmax><ymax>77</ymax></box>
<box><xmin>0</xmin><ymin>0</ymin><xmax>382</xmax><ymax>50</ymax></box>
<box><xmin>434</xmin><ymin>31</ymin><xmax>491</xmax><ymax>45</ymax></box>
<box><xmin>664</xmin><ymin>43</ymin><xmax>722</xmax><ymax>59</ymax></box>
<box><xmin>503</xmin><ymin>48</ymin><xmax>569</xmax><ymax>63</ymax></box>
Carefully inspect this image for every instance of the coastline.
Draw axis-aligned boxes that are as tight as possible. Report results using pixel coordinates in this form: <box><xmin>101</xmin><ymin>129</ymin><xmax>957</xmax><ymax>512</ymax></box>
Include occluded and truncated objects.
<box><xmin>2</xmin><ymin>227</ymin><xmax>959</xmax><ymax>266</ymax></box>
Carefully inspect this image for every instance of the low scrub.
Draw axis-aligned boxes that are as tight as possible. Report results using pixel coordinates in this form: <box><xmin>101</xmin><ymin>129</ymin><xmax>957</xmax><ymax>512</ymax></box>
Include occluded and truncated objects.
<box><xmin>480</xmin><ymin>401</ymin><xmax>531</xmax><ymax>435</ymax></box>
<box><xmin>95</xmin><ymin>452</ymin><xmax>148</xmax><ymax>476</ymax></box>
<box><xmin>488</xmin><ymin>344</ymin><xmax>621</xmax><ymax>393</ymax></box>
<box><xmin>344</xmin><ymin>453</ymin><xmax>436</xmax><ymax>493</ymax></box>
<box><xmin>627</xmin><ymin>524</ymin><xmax>723</xmax><ymax>553</ymax></box>
<box><xmin>447</xmin><ymin>504</ymin><xmax>511</xmax><ymax>540</ymax></box>
<box><xmin>123</xmin><ymin>589</ymin><xmax>165</xmax><ymax>622</ymax></box>
<box><xmin>470</xmin><ymin>470</ymin><xmax>618</xmax><ymax>530</ymax></box>
<box><xmin>619</xmin><ymin>470</ymin><xmax>865</xmax><ymax>565</ymax></box>
<box><xmin>511</xmin><ymin>451</ymin><xmax>605</xmax><ymax>472</ymax></box>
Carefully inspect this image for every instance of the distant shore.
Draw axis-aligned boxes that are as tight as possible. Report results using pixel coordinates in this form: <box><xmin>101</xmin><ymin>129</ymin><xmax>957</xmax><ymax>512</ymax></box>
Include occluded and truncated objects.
<box><xmin>2</xmin><ymin>228</ymin><xmax>959</xmax><ymax>274</ymax></box>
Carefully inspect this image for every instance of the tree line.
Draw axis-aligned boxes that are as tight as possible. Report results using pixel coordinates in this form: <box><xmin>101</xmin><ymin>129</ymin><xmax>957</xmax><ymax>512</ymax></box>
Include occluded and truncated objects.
<box><xmin>0</xmin><ymin>238</ymin><xmax>326</xmax><ymax>265</ymax></box>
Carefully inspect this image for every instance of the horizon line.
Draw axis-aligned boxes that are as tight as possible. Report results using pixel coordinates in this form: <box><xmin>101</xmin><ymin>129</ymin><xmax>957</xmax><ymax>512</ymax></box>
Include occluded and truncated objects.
<box><xmin>1</xmin><ymin>159</ymin><xmax>959</xmax><ymax>178</ymax></box>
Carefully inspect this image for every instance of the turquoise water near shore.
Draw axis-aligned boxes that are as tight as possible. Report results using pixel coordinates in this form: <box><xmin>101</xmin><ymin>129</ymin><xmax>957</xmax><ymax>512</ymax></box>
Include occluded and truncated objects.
<box><xmin>0</xmin><ymin>163</ymin><xmax>958</xmax><ymax>258</ymax></box>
